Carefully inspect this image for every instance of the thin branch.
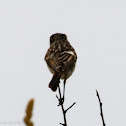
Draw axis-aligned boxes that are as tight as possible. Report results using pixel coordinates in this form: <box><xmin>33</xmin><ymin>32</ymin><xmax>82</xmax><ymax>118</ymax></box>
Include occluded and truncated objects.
<box><xmin>56</xmin><ymin>84</ymin><xmax>76</xmax><ymax>126</ymax></box>
<box><xmin>57</xmin><ymin>86</ymin><xmax>67</xmax><ymax>126</ymax></box>
<box><xmin>60</xmin><ymin>123</ymin><xmax>66</xmax><ymax>126</ymax></box>
<box><xmin>65</xmin><ymin>102</ymin><xmax>76</xmax><ymax>113</ymax></box>
<box><xmin>96</xmin><ymin>90</ymin><xmax>106</xmax><ymax>126</ymax></box>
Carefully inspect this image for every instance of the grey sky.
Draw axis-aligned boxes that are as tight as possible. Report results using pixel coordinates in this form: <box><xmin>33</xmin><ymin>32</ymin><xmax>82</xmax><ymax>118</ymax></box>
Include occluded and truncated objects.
<box><xmin>0</xmin><ymin>0</ymin><xmax>126</xmax><ymax>126</ymax></box>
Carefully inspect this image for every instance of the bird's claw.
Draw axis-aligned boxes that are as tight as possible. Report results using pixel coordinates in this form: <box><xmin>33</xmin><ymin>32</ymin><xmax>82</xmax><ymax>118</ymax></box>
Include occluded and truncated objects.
<box><xmin>56</xmin><ymin>95</ymin><xmax>64</xmax><ymax>106</ymax></box>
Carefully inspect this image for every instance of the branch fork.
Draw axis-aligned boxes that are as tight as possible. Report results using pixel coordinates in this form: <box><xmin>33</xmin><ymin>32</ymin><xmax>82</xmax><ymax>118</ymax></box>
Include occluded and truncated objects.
<box><xmin>56</xmin><ymin>84</ymin><xmax>76</xmax><ymax>126</ymax></box>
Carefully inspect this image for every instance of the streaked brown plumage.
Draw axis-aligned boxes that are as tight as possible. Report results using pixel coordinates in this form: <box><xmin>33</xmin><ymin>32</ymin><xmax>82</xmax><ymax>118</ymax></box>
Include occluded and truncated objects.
<box><xmin>45</xmin><ymin>33</ymin><xmax>77</xmax><ymax>91</ymax></box>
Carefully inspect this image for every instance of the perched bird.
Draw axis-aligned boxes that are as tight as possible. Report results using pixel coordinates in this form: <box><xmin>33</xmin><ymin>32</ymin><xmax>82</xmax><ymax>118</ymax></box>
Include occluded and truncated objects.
<box><xmin>45</xmin><ymin>33</ymin><xmax>77</xmax><ymax>92</ymax></box>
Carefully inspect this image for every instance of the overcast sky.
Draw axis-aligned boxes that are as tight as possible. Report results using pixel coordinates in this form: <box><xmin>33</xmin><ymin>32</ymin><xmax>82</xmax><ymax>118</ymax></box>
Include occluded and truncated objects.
<box><xmin>0</xmin><ymin>0</ymin><xmax>126</xmax><ymax>126</ymax></box>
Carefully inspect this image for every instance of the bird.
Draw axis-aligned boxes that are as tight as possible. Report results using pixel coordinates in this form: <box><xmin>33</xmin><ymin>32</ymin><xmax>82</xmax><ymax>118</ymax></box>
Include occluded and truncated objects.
<box><xmin>45</xmin><ymin>33</ymin><xmax>77</xmax><ymax>92</ymax></box>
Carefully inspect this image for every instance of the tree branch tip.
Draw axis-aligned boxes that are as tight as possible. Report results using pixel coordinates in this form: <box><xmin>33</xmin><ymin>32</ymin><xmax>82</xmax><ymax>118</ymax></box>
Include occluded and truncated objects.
<box><xmin>56</xmin><ymin>94</ymin><xmax>59</xmax><ymax>99</ymax></box>
<box><xmin>96</xmin><ymin>90</ymin><xmax>98</xmax><ymax>95</ymax></box>
<box><xmin>60</xmin><ymin>123</ymin><xmax>65</xmax><ymax>126</ymax></box>
<box><xmin>65</xmin><ymin>102</ymin><xmax>76</xmax><ymax>113</ymax></box>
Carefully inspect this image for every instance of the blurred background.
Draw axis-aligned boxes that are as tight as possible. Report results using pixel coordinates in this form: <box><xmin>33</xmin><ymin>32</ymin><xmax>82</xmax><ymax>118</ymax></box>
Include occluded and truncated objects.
<box><xmin>0</xmin><ymin>0</ymin><xmax>126</xmax><ymax>126</ymax></box>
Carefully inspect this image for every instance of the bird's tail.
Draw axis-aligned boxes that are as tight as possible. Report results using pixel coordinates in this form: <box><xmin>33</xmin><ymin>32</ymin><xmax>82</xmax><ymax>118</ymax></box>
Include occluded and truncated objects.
<box><xmin>49</xmin><ymin>74</ymin><xmax>61</xmax><ymax>92</ymax></box>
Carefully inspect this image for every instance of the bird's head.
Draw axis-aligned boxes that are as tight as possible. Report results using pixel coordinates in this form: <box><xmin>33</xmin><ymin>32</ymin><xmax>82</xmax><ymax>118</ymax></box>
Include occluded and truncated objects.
<box><xmin>50</xmin><ymin>33</ymin><xmax>67</xmax><ymax>45</ymax></box>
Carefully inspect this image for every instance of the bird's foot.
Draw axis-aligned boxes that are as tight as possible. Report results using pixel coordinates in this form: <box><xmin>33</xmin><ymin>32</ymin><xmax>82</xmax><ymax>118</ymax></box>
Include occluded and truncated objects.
<box><xmin>56</xmin><ymin>95</ymin><xmax>64</xmax><ymax>106</ymax></box>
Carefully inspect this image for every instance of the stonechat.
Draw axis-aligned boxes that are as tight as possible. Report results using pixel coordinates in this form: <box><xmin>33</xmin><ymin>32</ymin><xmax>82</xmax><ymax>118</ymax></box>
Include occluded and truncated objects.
<box><xmin>45</xmin><ymin>33</ymin><xmax>77</xmax><ymax>91</ymax></box>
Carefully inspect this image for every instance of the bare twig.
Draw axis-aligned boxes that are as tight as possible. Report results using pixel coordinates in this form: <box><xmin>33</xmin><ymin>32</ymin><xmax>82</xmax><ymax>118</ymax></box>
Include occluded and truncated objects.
<box><xmin>57</xmin><ymin>86</ymin><xmax>67</xmax><ymax>126</ymax></box>
<box><xmin>96</xmin><ymin>90</ymin><xmax>106</xmax><ymax>126</ymax></box>
<box><xmin>65</xmin><ymin>102</ymin><xmax>76</xmax><ymax>113</ymax></box>
<box><xmin>60</xmin><ymin>123</ymin><xmax>66</xmax><ymax>126</ymax></box>
<box><xmin>56</xmin><ymin>84</ymin><xmax>76</xmax><ymax>126</ymax></box>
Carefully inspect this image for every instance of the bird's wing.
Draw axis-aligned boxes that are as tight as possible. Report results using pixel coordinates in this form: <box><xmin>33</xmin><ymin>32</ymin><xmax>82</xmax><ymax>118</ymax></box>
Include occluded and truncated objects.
<box><xmin>45</xmin><ymin>50</ymin><xmax>62</xmax><ymax>73</ymax></box>
<box><xmin>45</xmin><ymin>48</ymin><xmax>77</xmax><ymax>73</ymax></box>
<box><xmin>58</xmin><ymin>51</ymin><xmax>76</xmax><ymax>70</ymax></box>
